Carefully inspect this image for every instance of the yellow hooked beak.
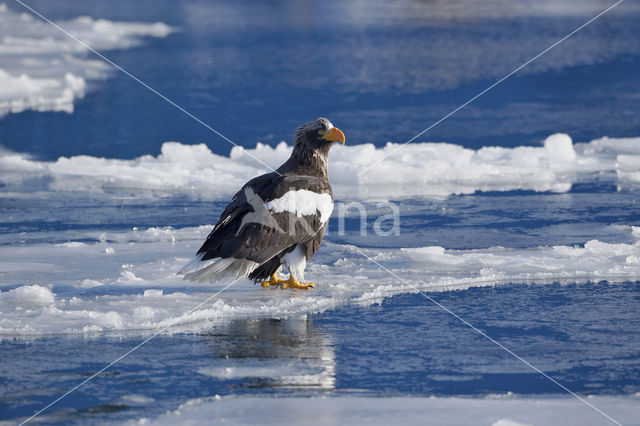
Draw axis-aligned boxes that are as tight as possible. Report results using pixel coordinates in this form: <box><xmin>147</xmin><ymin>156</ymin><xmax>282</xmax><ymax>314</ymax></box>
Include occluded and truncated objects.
<box><xmin>322</xmin><ymin>127</ymin><xmax>345</xmax><ymax>144</ymax></box>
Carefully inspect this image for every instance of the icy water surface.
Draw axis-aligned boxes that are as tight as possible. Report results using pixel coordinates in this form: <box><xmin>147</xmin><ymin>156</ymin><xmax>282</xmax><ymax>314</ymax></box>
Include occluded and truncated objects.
<box><xmin>2</xmin><ymin>0</ymin><xmax>640</xmax><ymax>158</ymax></box>
<box><xmin>1</xmin><ymin>282</ymin><xmax>640</xmax><ymax>424</ymax></box>
<box><xmin>1</xmin><ymin>185</ymin><xmax>639</xmax><ymax>424</ymax></box>
<box><xmin>1</xmin><ymin>0</ymin><xmax>640</xmax><ymax>424</ymax></box>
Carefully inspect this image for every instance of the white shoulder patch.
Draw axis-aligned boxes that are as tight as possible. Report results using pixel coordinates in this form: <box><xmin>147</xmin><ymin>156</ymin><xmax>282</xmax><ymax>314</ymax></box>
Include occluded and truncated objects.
<box><xmin>266</xmin><ymin>189</ymin><xmax>333</xmax><ymax>224</ymax></box>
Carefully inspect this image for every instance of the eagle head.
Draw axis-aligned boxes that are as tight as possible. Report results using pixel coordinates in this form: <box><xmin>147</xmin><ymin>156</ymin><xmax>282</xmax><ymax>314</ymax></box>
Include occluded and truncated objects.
<box><xmin>294</xmin><ymin>117</ymin><xmax>345</xmax><ymax>153</ymax></box>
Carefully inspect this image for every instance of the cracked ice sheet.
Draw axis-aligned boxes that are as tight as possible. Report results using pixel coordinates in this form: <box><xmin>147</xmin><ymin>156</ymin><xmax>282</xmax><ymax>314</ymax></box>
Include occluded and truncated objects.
<box><xmin>1</xmin><ymin>225</ymin><xmax>639</xmax><ymax>337</ymax></box>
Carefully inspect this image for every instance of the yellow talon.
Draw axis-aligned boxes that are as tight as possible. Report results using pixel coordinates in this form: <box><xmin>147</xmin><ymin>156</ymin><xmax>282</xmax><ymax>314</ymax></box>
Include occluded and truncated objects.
<box><xmin>284</xmin><ymin>275</ymin><xmax>315</xmax><ymax>290</ymax></box>
<box><xmin>260</xmin><ymin>273</ymin><xmax>315</xmax><ymax>290</ymax></box>
<box><xmin>261</xmin><ymin>273</ymin><xmax>287</xmax><ymax>288</ymax></box>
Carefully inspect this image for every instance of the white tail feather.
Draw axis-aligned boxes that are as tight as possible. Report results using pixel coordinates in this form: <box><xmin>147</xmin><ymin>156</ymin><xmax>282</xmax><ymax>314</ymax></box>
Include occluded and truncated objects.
<box><xmin>178</xmin><ymin>252</ymin><xmax>207</xmax><ymax>275</ymax></box>
<box><xmin>179</xmin><ymin>254</ymin><xmax>258</xmax><ymax>284</ymax></box>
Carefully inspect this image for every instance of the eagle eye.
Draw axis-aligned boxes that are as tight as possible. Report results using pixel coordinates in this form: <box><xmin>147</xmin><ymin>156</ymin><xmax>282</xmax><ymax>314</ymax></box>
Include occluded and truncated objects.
<box><xmin>318</xmin><ymin>129</ymin><xmax>325</xmax><ymax>136</ymax></box>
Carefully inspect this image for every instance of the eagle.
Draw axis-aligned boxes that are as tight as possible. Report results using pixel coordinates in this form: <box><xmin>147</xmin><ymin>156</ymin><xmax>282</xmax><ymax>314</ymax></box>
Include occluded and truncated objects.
<box><xmin>179</xmin><ymin>117</ymin><xmax>345</xmax><ymax>290</ymax></box>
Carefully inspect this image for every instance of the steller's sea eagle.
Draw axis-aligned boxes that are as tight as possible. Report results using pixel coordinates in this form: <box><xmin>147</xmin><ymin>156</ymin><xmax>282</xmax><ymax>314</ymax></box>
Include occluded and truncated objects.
<box><xmin>179</xmin><ymin>117</ymin><xmax>345</xmax><ymax>290</ymax></box>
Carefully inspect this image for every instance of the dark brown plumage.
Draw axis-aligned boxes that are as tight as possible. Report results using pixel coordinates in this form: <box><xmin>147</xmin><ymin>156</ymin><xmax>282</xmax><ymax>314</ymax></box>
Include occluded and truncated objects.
<box><xmin>179</xmin><ymin>117</ymin><xmax>345</xmax><ymax>289</ymax></box>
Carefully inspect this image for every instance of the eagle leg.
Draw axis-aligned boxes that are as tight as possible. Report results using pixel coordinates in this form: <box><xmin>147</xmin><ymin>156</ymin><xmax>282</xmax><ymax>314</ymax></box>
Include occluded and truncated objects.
<box><xmin>281</xmin><ymin>275</ymin><xmax>315</xmax><ymax>290</ymax></box>
<box><xmin>261</xmin><ymin>273</ymin><xmax>288</xmax><ymax>288</ymax></box>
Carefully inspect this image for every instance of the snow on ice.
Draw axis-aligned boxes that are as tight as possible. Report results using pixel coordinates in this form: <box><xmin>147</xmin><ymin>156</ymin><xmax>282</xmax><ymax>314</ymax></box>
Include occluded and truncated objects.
<box><xmin>0</xmin><ymin>3</ymin><xmax>173</xmax><ymax>116</ymax></box>
<box><xmin>142</xmin><ymin>395</ymin><xmax>640</xmax><ymax>426</ymax></box>
<box><xmin>1</xmin><ymin>224</ymin><xmax>639</xmax><ymax>337</ymax></box>
<box><xmin>1</xmin><ymin>133</ymin><xmax>640</xmax><ymax>200</ymax></box>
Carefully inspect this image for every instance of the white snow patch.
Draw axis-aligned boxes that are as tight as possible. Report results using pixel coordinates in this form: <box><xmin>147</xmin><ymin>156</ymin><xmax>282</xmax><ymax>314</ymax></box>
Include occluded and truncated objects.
<box><xmin>2</xmin><ymin>134</ymin><xmax>640</xmax><ymax>200</ymax></box>
<box><xmin>0</xmin><ymin>4</ymin><xmax>173</xmax><ymax>116</ymax></box>
<box><xmin>141</xmin><ymin>395</ymin><xmax>638</xmax><ymax>426</ymax></box>
<box><xmin>0</xmin><ymin>284</ymin><xmax>55</xmax><ymax>308</ymax></box>
<box><xmin>132</xmin><ymin>306</ymin><xmax>156</xmax><ymax>322</ymax></box>
<box><xmin>119</xmin><ymin>394</ymin><xmax>155</xmax><ymax>406</ymax></box>
<box><xmin>544</xmin><ymin>133</ymin><xmax>576</xmax><ymax>165</ymax></box>
<box><xmin>56</xmin><ymin>241</ymin><xmax>87</xmax><ymax>248</ymax></box>
<box><xmin>492</xmin><ymin>420</ymin><xmax>533</xmax><ymax>426</ymax></box>
<box><xmin>98</xmin><ymin>311</ymin><xmax>123</xmax><ymax>329</ymax></box>
<box><xmin>0</xmin><ymin>224</ymin><xmax>639</xmax><ymax>337</ymax></box>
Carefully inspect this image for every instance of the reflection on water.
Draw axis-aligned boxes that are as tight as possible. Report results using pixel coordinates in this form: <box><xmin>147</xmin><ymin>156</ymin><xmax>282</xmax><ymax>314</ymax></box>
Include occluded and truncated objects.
<box><xmin>200</xmin><ymin>317</ymin><xmax>335</xmax><ymax>390</ymax></box>
<box><xmin>3</xmin><ymin>282</ymin><xmax>640</xmax><ymax>424</ymax></box>
<box><xmin>0</xmin><ymin>317</ymin><xmax>336</xmax><ymax>423</ymax></box>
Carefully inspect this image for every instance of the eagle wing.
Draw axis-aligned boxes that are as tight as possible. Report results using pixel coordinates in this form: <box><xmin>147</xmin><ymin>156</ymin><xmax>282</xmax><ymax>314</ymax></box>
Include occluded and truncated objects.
<box><xmin>196</xmin><ymin>172</ymin><xmax>333</xmax><ymax>265</ymax></box>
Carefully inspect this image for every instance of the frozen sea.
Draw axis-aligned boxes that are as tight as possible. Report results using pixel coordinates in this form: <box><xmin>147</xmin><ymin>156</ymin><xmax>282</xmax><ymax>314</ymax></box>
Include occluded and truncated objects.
<box><xmin>1</xmin><ymin>0</ymin><xmax>640</xmax><ymax>425</ymax></box>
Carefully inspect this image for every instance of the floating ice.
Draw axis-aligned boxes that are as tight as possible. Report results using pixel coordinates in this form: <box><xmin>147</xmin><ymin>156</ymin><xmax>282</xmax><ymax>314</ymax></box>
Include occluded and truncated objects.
<box><xmin>544</xmin><ymin>133</ymin><xmax>576</xmax><ymax>165</ymax></box>
<box><xmin>1</xmin><ymin>224</ymin><xmax>639</xmax><ymax>337</ymax></box>
<box><xmin>1</xmin><ymin>134</ymin><xmax>639</xmax><ymax>200</ymax></box>
<box><xmin>0</xmin><ymin>284</ymin><xmax>54</xmax><ymax>308</ymax></box>
<box><xmin>143</xmin><ymin>395</ymin><xmax>639</xmax><ymax>426</ymax></box>
<box><xmin>0</xmin><ymin>4</ymin><xmax>173</xmax><ymax>116</ymax></box>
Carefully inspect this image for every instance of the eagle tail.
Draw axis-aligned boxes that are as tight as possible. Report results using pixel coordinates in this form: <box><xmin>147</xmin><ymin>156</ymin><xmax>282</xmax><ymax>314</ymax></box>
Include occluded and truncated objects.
<box><xmin>179</xmin><ymin>253</ymin><xmax>258</xmax><ymax>283</ymax></box>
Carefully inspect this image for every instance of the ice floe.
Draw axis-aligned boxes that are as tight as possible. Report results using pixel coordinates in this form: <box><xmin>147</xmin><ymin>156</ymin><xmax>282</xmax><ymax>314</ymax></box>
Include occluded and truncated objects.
<box><xmin>1</xmin><ymin>134</ymin><xmax>639</xmax><ymax>200</ymax></box>
<box><xmin>0</xmin><ymin>3</ymin><xmax>173</xmax><ymax>116</ymax></box>
<box><xmin>1</xmin><ymin>224</ymin><xmax>639</xmax><ymax>337</ymax></box>
<box><xmin>141</xmin><ymin>395</ymin><xmax>639</xmax><ymax>426</ymax></box>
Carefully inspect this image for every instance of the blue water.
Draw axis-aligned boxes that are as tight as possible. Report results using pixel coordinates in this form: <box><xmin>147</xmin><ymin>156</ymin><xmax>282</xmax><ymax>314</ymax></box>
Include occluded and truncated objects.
<box><xmin>2</xmin><ymin>0</ymin><xmax>640</xmax><ymax>424</ymax></box>
<box><xmin>1</xmin><ymin>186</ymin><xmax>639</xmax><ymax>423</ymax></box>
<box><xmin>2</xmin><ymin>0</ymin><xmax>640</xmax><ymax>159</ymax></box>
<box><xmin>2</xmin><ymin>282</ymin><xmax>639</xmax><ymax>423</ymax></box>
